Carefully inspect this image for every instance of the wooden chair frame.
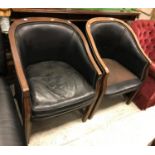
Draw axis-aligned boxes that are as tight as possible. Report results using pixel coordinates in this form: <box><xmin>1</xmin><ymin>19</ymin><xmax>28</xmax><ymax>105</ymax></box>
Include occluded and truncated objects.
<box><xmin>9</xmin><ymin>17</ymin><xmax>103</xmax><ymax>143</ymax></box>
<box><xmin>85</xmin><ymin>17</ymin><xmax>152</xmax><ymax>119</ymax></box>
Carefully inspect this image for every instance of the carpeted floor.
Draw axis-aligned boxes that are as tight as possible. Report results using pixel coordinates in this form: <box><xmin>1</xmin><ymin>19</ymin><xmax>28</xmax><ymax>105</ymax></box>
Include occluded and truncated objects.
<box><xmin>29</xmin><ymin>96</ymin><xmax>155</xmax><ymax>146</ymax></box>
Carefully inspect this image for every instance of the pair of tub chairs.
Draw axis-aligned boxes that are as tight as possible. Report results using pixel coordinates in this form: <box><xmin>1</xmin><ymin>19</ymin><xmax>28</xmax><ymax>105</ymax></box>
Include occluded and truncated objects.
<box><xmin>8</xmin><ymin>17</ymin><xmax>150</xmax><ymax>143</ymax></box>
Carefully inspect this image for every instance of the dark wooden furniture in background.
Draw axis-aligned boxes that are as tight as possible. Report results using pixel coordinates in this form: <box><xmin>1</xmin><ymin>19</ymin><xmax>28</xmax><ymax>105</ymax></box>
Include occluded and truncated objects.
<box><xmin>11</xmin><ymin>8</ymin><xmax>140</xmax><ymax>32</ymax></box>
<box><xmin>11</xmin><ymin>8</ymin><xmax>140</xmax><ymax>21</ymax></box>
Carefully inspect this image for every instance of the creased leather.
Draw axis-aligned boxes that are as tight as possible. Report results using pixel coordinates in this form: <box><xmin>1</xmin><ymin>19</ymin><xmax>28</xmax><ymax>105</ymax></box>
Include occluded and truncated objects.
<box><xmin>15</xmin><ymin>22</ymin><xmax>98</xmax><ymax>88</ymax></box>
<box><xmin>26</xmin><ymin>61</ymin><xmax>95</xmax><ymax>116</ymax></box>
<box><xmin>14</xmin><ymin>21</ymin><xmax>98</xmax><ymax>119</ymax></box>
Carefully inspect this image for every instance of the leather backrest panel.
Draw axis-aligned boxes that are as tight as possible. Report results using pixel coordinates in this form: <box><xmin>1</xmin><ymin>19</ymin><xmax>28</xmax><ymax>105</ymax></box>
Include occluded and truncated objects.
<box><xmin>91</xmin><ymin>22</ymin><xmax>148</xmax><ymax>79</ymax></box>
<box><xmin>15</xmin><ymin>22</ymin><xmax>97</xmax><ymax>87</ymax></box>
<box><xmin>15</xmin><ymin>22</ymin><xmax>74</xmax><ymax>67</ymax></box>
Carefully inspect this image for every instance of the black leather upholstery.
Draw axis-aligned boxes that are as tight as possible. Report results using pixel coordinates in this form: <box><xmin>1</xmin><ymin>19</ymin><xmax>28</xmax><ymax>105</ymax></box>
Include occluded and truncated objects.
<box><xmin>26</xmin><ymin>61</ymin><xmax>95</xmax><ymax>118</ymax></box>
<box><xmin>90</xmin><ymin>22</ymin><xmax>149</xmax><ymax>80</ymax></box>
<box><xmin>106</xmin><ymin>79</ymin><xmax>141</xmax><ymax>96</ymax></box>
<box><xmin>15</xmin><ymin>22</ymin><xmax>98</xmax><ymax>88</ymax></box>
<box><xmin>0</xmin><ymin>31</ymin><xmax>6</xmax><ymax>75</ymax></box>
<box><xmin>0</xmin><ymin>77</ymin><xmax>26</xmax><ymax>145</ymax></box>
<box><xmin>14</xmin><ymin>20</ymin><xmax>99</xmax><ymax>120</ymax></box>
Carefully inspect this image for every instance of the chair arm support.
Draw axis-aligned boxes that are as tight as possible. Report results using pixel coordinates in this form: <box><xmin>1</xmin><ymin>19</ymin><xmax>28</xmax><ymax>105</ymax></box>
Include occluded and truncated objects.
<box><xmin>9</xmin><ymin>27</ymin><xmax>30</xmax><ymax>95</ymax></box>
<box><xmin>9</xmin><ymin>27</ymin><xmax>31</xmax><ymax>124</ymax></box>
<box><xmin>85</xmin><ymin>22</ymin><xmax>109</xmax><ymax>76</ymax></box>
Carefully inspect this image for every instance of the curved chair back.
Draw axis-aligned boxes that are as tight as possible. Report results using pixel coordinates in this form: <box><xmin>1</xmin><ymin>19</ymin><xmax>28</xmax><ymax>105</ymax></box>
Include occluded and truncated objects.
<box><xmin>9</xmin><ymin>18</ymin><xmax>103</xmax><ymax>142</ymax></box>
<box><xmin>14</xmin><ymin>20</ymin><xmax>84</xmax><ymax>67</ymax></box>
<box><xmin>86</xmin><ymin>17</ymin><xmax>150</xmax><ymax>80</ymax></box>
<box><xmin>85</xmin><ymin>17</ymin><xmax>151</xmax><ymax>119</ymax></box>
<box><xmin>9</xmin><ymin>18</ymin><xmax>102</xmax><ymax>88</ymax></box>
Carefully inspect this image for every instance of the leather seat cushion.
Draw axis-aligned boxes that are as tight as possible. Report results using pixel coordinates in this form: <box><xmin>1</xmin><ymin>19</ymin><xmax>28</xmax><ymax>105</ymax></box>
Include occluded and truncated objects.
<box><xmin>0</xmin><ymin>77</ymin><xmax>26</xmax><ymax>145</ymax></box>
<box><xmin>103</xmin><ymin>59</ymin><xmax>141</xmax><ymax>96</ymax></box>
<box><xmin>26</xmin><ymin>61</ymin><xmax>95</xmax><ymax>117</ymax></box>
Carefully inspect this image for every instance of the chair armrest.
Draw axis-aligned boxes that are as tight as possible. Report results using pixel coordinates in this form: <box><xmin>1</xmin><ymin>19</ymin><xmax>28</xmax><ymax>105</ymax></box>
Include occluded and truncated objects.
<box><xmin>9</xmin><ymin>27</ymin><xmax>30</xmax><ymax>97</ymax></box>
<box><xmin>9</xmin><ymin>28</ymin><xmax>31</xmax><ymax>138</ymax></box>
<box><xmin>85</xmin><ymin>20</ymin><xmax>110</xmax><ymax>76</ymax></box>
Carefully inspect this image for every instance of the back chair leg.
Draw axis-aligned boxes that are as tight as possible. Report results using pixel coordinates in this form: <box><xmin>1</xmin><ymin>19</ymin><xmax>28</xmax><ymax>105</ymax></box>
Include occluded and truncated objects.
<box><xmin>88</xmin><ymin>91</ymin><xmax>104</xmax><ymax>119</ymax></box>
<box><xmin>84</xmin><ymin>78</ymin><xmax>104</xmax><ymax>121</ymax></box>
<box><xmin>126</xmin><ymin>90</ymin><xmax>138</xmax><ymax>104</ymax></box>
<box><xmin>82</xmin><ymin>89</ymin><xmax>102</xmax><ymax>122</ymax></box>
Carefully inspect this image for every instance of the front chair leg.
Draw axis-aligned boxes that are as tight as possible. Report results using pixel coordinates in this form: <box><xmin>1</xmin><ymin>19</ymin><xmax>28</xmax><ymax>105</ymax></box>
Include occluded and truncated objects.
<box><xmin>88</xmin><ymin>90</ymin><xmax>105</xmax><ymax>120</ymax></box>
<box><xmin>88</xmin><ymin>97</ymin><xmax>102</xmax><ymax>119</ymax></box>
<box><xmin>23</xmin><ymin>95</ymin><xmax>32</xmax><ymax>144</ymax></box>
<box><xmin>82</xmin><ymin>104</ymin><xmax>96</xmax><ymax>122</ymax></box>
<box><xmin>24</xmin><ymin>116</ymin><xmax>31</xmax><ymax>144</ymax></box>
<box><xmin>82</xmin><ymin>91</ymin><xmax>102</xmax><ymax>122</ymax></box>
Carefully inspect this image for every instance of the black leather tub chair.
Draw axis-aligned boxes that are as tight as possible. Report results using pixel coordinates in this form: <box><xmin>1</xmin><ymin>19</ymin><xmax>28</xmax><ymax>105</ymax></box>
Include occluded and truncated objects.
<box><xmin>9</xmin><ymin>17</ymin><xmax>102</xmax><ymax>142</ymax></box>
<box><xmin>85</xmin><ymin>17</ymin><xmax>150</xmax><ymax>119</ymax></box>
<box><xmin>0</xmin><ymin>31</ymin><xmax>26</xmax><ymax>145</ymax></box>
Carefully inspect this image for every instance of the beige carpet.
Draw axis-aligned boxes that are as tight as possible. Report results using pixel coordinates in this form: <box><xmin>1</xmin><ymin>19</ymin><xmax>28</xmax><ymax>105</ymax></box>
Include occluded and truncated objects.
<box><xmin>29</xmin><ymin>96</ymin><xmax>155</xmax><ymax>146</ymax></box>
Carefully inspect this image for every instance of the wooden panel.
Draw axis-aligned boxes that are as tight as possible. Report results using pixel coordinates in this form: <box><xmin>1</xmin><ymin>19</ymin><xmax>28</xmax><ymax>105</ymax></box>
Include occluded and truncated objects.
<box><xmin>11</xmin><ymin>8</ymin><xmax>140</xmax><ymax>21</ymax></box>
